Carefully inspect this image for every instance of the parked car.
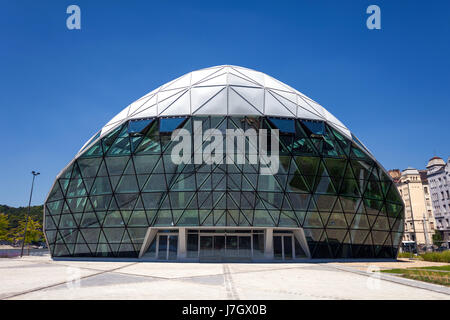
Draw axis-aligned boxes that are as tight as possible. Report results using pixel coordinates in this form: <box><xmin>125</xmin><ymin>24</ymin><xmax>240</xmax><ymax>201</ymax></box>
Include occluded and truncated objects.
<box><xmin>436</xmin><ymin>246</ymin><xmax>449</xmax><ymax>252</ymax></box>
<box><xmin>401</xmin><ymin>241</ymin><xmax>417</xmax><ymax>254</ymax></box>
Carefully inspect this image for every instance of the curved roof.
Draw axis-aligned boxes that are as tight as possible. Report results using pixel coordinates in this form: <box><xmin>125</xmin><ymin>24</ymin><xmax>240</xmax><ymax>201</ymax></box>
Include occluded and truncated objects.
<box><xmin>402</xmin><ymin>167</ymin><xmax>420</xmax><ymax>176</ymax></box>
<box><xmin>426</xmin><ymin>156</ymin><xmax>445</xmax><ymax>168</ymax></box>
<box><xmin>98</xmin><ymin>65</ymin><xmax>350</xmax><ymax>137</ymax></box>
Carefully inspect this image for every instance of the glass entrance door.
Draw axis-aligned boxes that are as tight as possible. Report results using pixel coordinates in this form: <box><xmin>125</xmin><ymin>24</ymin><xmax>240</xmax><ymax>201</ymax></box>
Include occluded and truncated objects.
<box><xmin>197</xmin><ymin>233</ymin><xmax>254</xmax><ymax>260</ymax></box>
<box><xmin>214</xmin><ymin>236</ymin><xmax>225</xmax><ymax>257</ymax></box>
<box><xmin>225</xmin><ymin>236</ymin><xmax>238</xmax><ymax>258</ymax></box>
<box><xmin>238</xmin><ymin>236</ymin><xmax>251</xmax><ymax>258</ymax></box>
<box><xmin>200</xmin><ymin>236</ymin><xmax>213</xmax><ymax>258</ymax></box>
<box><xmin>157</xmin><ymin>234</ymin><xmax>178</xmax><ymax>260</ymax></box>
<box><xmin>273</xmin><ymin>235</ymin><xmax>294</xmax><ymax>260</ymax></box>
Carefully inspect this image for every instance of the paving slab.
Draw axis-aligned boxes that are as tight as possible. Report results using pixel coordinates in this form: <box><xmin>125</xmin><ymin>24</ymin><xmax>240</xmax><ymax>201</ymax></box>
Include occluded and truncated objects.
<box><xmin>1</xmin><ymin>256</ymin><xmax>449</xmax><ymax>300</ymax></box>
<box><xmin>332</xmin><ymin>258</ymin><xmax>450</xmax><ymax>271</ymax></box>
<box><xmin>114</xmin><ymin>262</ymin><xmax>225</xmax><ymax>279</ymax></box>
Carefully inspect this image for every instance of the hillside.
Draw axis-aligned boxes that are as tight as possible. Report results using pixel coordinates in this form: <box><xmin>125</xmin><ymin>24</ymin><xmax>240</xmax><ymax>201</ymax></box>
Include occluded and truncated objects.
<box><xmin>0</xmin><ymin>204</ymin><xmax>44</xmax><ymax>229</ymax></box>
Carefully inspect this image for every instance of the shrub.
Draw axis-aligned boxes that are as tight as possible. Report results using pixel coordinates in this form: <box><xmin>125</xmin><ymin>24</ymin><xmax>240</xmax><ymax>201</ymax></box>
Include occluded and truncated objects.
<box><xmin>398</xmin><ymin>252</ymin><xmax>416</xmax><ymax>259</ymax></box>
<box><xmin>420</xmin><ymin>251</ymin><xmax>450</xmax><ymax>263</ymax></box>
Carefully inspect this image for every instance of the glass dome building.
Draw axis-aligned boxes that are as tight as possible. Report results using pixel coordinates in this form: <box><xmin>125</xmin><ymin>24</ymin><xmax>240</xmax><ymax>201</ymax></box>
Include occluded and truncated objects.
<box><xmin>44</xmin><ymin>65</ymin><xmax>404</xmax><ymax>260</ymax></box>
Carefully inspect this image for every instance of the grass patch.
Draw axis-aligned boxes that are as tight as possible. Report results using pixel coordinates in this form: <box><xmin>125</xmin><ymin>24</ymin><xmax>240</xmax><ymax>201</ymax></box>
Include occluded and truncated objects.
<box><xmin>397</xmin><ymin>252</ymin><xmax>418</xmax><ymax>259</ymax></box>
<box><xmin>380</xmin><ymin>267</ymin><xmax>450</xmax><ymax>286</ymax></box>
<box><xmin>420</xmin><ymin>251</ymin><xmax>450</xmax><ymax>263</ymax></box>
<box><xmin>415</xmin><ymin>265</ymin><xmax>450</xmax><ymax>272</ymax></box>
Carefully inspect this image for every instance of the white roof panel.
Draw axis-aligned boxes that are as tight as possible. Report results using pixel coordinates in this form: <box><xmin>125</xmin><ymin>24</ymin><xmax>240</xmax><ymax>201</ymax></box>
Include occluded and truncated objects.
<box><xmin>82</xmin><ymin>65</ymin><xmax>354</xmax><ymax>154</ymax></box>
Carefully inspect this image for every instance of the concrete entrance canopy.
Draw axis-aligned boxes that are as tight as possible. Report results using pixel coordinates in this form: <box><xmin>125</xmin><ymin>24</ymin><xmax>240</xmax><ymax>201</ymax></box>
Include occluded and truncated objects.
<box><xmin>138</xmin><ymin>227</ymin><xmax>311</xmax><ymax>261</ymax></box>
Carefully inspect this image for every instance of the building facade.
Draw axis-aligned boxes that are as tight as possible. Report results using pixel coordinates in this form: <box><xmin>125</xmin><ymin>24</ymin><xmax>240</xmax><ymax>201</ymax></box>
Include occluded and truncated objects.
<box><xmin>43</xmin><ymin>66</ymin><xmax>404</xmax><ymax>261</ymax></box>
<box><xmin>426</xmin><ymin>156</ymin><xmax>450</xmax><ymax>246</ymax></box>
<box><xmin>395</xmin><ymin>168</ymin><xmax>435</xmax><ymax>248</ymax></box>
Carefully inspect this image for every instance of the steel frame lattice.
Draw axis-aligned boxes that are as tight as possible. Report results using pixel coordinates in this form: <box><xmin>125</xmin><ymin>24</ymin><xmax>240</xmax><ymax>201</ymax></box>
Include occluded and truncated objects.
<box><xmin>44</xmin><ymin>115</ymin><xmax>404</xmax><ymax>259</ymax></box>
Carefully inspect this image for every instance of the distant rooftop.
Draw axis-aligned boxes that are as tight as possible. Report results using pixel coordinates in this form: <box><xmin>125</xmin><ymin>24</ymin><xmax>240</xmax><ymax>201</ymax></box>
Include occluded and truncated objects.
<box><xmin>426</xmin><ymin>156</ymin><xmax>445</xmax><ymax>168</ymax></box>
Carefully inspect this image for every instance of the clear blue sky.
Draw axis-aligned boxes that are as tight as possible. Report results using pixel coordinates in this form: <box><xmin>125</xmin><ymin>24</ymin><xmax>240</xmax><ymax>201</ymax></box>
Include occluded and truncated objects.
<box><xmin>1</xmin><ymin>0</ymin><xmax>449</xmax><ymax>207</ymax></box>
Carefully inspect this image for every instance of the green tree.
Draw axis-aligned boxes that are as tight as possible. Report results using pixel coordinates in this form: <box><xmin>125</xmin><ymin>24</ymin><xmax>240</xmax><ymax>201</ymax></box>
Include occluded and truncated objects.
<box><xmin>10</xmin><ymin>218</ymin><xmax>44</xmax><ymax>245</ymax></box>
<box><xmin>0</xmin><ymin>213</ymin><xmax>10</xmax><ymax>241</ymax></box>
<box><xmin>432</xmin><ymin>231</ymin><xmax>443</xmax><ymax>246</ymax></box>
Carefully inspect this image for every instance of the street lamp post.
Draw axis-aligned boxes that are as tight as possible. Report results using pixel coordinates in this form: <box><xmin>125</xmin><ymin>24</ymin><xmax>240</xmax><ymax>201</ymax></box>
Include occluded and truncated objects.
<box><xmin>423</xmin><ymin>212</ymin><xmax>431</xmax><ymax>251</ymax></box>
<box><xmin>20</xmin><ymin>171</ymin><xmax>40</xmax><ymax>257</ymax></box>
<box><xmin>405</xmin><ymin>180</ymin><xmax>418</xmax><ymax>253</ymax></box>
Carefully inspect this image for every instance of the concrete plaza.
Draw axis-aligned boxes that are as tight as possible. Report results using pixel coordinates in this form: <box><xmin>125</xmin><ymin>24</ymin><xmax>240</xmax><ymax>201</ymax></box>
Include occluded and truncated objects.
<box><xmin>0</xmin><ymin>255</ymin><xmax>449</xmax><ymax>300</ymax></box>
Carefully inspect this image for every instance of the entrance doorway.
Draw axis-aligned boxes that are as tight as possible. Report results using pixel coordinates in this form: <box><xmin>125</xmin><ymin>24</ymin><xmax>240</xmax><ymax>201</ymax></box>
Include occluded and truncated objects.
<box><xmin>142</xmin><ymin>232</ymin><xmax>179</xmax><ymax>260</ymax></box>
<box><xmin>273</xmin><ymin>235</ymin><xmax>294</xmax><ymax>260</ymax></box>
<box><xmin>198</xmin><ymin>234</ymin><xmax>252</xmax><ymax>260</ymax></box>
<box><xmin>186</xmin><ymin>230</ymin><xmax>262</xmax><ymax>261</ymax></box>
<box><xmin>157</xmin><ymin>234</ymin><xmax>178</xmax><ymax>260</ymax></box>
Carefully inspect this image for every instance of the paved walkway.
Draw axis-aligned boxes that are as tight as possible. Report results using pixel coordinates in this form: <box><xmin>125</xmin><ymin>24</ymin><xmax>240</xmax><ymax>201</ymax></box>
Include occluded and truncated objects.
<box><xmin>332</xmin><ymin>258</ymin><xmax>450</xmax><ymax>271</ymax></box>
<box><xmin>0</xmin><ymin>255</ymin><xmax>448</xmax><ymax>300</ymax></box>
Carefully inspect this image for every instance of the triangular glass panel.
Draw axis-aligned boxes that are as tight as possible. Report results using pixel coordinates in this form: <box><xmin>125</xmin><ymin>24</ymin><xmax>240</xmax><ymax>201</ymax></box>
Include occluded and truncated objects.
<box><xmin>133</xmin><ymin>155</ymin><xmax>159</xmax><ymax>175</ymax></box>
<box><xmin>314</xmin><ymin>175</ymin><xmax>336</xmax><ymax>195</ymax></box>
<box><xmin>318</xmin><ymin>211</ymin><xmax>331</xmax><ymax>226</ymax></box>
<box><xmin>240</xmin><ymin>210</ymin><xmax>253</xmax><ymax>226</ymax></box>
<box><xmin>314</xmin><ymin>194</ymin><xmax>336</xmax><ymax>213</ymax></box>
<box><xmin>105</xmin><ymin>156</ymin><xmax>129</xmax><ymax>176</ymax></box>
<box><xmin>200</xmin><ymin>209</ymin><xmax>214</xmax><ymax>226</ymax></box>
<box><xmin>47</xmin><ymin>182</ymin><xmax>64</xmax><ymax>202</ymax></box>
<box><xmin>79</xmin><ymin>212</ymin><xmax>99</xmax><ymax>229</ymax></box>
<box><xmin>312</xmin><ymin>232</ymin><xmax>332</xmax><ymax>258</ymax></box>
<box><xmin>373</xmin><ymin>214</ymin><xmax>389</xmax><ymax>230</ymax></box>
<box><xmin>46</xmin><ymin>200</ymin><xmax>64</xmax><ymax>216</ymax></box>
<box><xmin>371</xmin><ymin>230</ymin><xmax>389</xmax><ymax>246</ymax></box>
<box><xmin>364</xmin><ymin>198</ymin><xmax>383</xmax><ymax>215</ymax></box>
<box><xmin>101</xmin><ymin>125</ymin><xmax>123</xmax><ymax>152</ymax></box>
<box><xmin>386</xmin><ymin>183</ymin><xmax>403</xmax><ymax>204</ymax></box>
<box><xmin>103</xmin><ymin>211</ymin><xmax>125</xmax><ymax>227</ymax></box>
<box><xmin>295</xmin><ymin>156</ymin><xmax>320</xmax><ymax>177</ymax></box>
<box><xmin>349</xmin><ymin>144</ymin><xmax>370</xmax><ymax>161</ymax></box>
<box><xmin>329</xmin><ymin>127</ymin><xmax>351</xmax><ymax>156</ymax></box>
<box><xmin>253</xmin><ymin>209</ymin><xmax>276</xmax><ymax>226</ymax></box>
<box><xmin>115</xmin><ymin>175</ymin><xmax>139</xmax><ymax>193</ymax></box>
<box><xmin>349</xmin><ymin>229</ymin><xmax>369</xmax><ymax>245</ymax></box>
<box><xmin>142</xmin><ymin>174</ymin><xmax>167</xmax><ymax>192</ymax></box>
<box><xmin>227</xmin><ymin>210</ymin><xmax>239</xmax><ymax>226</ymax></box>
<box><xmin>66</xmin><ymin>179</ymin><xmax>87</xmax><ymax>198</ymax></box>
<box><xmin>327</xmin><ymin>212</ymin><xmax>348</xmax><ymax>228</ymax></box>
<box><xmin>339</xmin><ymin>196</ymin><xmax>360</xmax><ymax>214</ymax></box>
<box><xmin>103</xmin><ymin>228</ymin><xmax>125</xmax><ymax>244</ymax></box>
<box><xmin>115</xmin><ymin>193</ymin><xmax>138</xmax><ymax>210</ymax></box>
<box><xmin>364</xmin><ymin>179</ymin><xmax>383</xmax><ymax>200</ymax></box>
<box><xmin>294</xmin><ymin>211</ymin><xmax>307</xmax><ymax>225</ymax></box>
<box><xmin>89</xmin><ymin>176</ymin><xmax>112</xmax><ymax>195</ymax></box>
<box><xmin>367</xmin><ymin>215</ymin><xmax>377</xmax><ymax>228</ymax></box>
<box><xmin>339</xmin><ymin>178</ymin><xmax>361</xmax><ymax>197</ymax></box>
<box><xmin>348</xmin><ymin>214</ymin><xmax>370</xmax><ymax>230</ymax></box>
<box><xmin>77</xmin><ymin>158</ymin><xmax>102</xmax><ymax>178</ymax></box>
<box><xmin>81</xmin><ymin>141</ymin><xmax>103</xmax><ymax>158</ymax></box>
<box><xmin>214</xmin><ymin>210</ymin><xmax>226</xmax><ymax>226</ymax></box>
<box><xmin>127</xmin><ymin>210</ymin><xmax>148</xmax><ymax>227</ymax></box>
<box><xmin>59</xmin><ymin>179</ymin><xmax>70</xmax><ymax>196</ymax></box>
<box><xmin>303</xmin><ymin>211</ymin><xmax>323</xmax><ymax>228</ymax></box>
